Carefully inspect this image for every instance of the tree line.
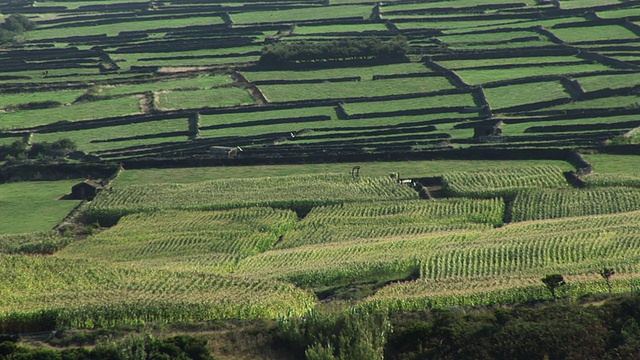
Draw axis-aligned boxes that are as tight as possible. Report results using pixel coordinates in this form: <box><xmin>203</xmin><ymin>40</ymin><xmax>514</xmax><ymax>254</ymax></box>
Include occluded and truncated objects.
<box><xmin>259</xmin><ymin>36</ymin><xmax>409</xmax><ymax>66</ymax></box>
<box><xmin>0</xmin><ymin>14</ymin><xmax>36</xmax><ymax>45</ymax></box>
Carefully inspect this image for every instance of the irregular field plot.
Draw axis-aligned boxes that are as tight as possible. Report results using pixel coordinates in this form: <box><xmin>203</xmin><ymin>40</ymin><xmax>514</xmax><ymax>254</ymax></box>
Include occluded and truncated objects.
<box><xmin>156</xmin><ymin>87</ymin><xmax>254</xmax><ymax>110</ymax></box>
<box><xmin>58</xmin><ymin>208</ymin><xmax>297</xmax><ymax>271</ymax></box>
<box><xmin>34</xmin><ymin>117</ymin><xmax>190</xmax><ymax>153</ymax></box>
<box><xmin>484</xmin><ymin>81</ymin><xmax>569</xmax><ymax>110</ymax></box>
<box><xmin>437</xmin><ymin>56</ymin><xmax>586</xmax><ymax>70</ymax></box>
<box><xmin>242</xmin><ymin>63</ymin><xmax>436</xmax><ymax>81</ymax></box>
<box><xmin>574</xmin><ymin>72</ymin><xmax>640</xmax><ymax>92</ymax></box>
<box><xmin>99</xmin><ymin>74</ymin><xmax>233</xmax><ymax>96</ymax></box>
<box><xmin>442</xmin><ymin>165</ymin><xmax>568</xmax><ymax>198</ymax></box>
<box><xmin>456</xmin><ymin>63</ymin><xmax>612</xmax><ymax>85</ymax></box>
<box><xmin>258</xmin><ymin>77</ymin><xmax>454</xmax><ymax>102</ymax></box>
<box><xmin>28</xmin><ymin>16</ymin><xmax>225</xmax><ymax>39</ymax></box>
<box><xmin>0</xmin><ymin>255</ymin><xmax>315</xmax><ymax>331</ymax></box>
<box><xmin>550</xmin><ymin>25</ymin><xmax>638</xmax><ymax>43</ymax></box>
<box><xmin>85</xmin><ymin>174</ymin><xmax>418</xmax><ymax>224</ymax></box>
<box><xmin>343</xmin><ymin>93</ymin><xmax>475</xmax><ymax>114</ymax></box>
<box><xmin>278</xmin><ymin>198</ymin><xmax>504</xmax><ymax>249</ymax></box>
<box><xmin>230</xmin><ymin>5</ymin><xmax>370</xmax><ymax>24</ymax></box>
<box><xmin>510</xmin><ymin>187</ymin><xmax>640</xmax><ymax>221</ymax></box>
<box><xmin>0</xmin><ymin>180</ymin><xmax>81</xmax><ymax>235</ymax></box>
<box><xmin>0</xmin><ymin>97</ymin><xmax>141</xmax><ymax>130</ymax></box>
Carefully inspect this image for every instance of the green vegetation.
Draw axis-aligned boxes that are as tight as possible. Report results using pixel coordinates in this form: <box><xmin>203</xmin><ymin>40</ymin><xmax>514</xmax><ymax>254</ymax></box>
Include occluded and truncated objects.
<box><xmin>0</xmin><ymin>14</ymin><xmax>36</xmax><ymax>45</ymax></box>
<box><xmin>510</xmin><ymin>187</ymin><xmax>640</xmax><ymax>221</ymax></box>
<box><xmin>85</xmin><ymin>174</ymin><xmax>417</xmax><ymax>225</ymax></box>
<box><xmin>3</xmin><ymin>0</ymin><xmax>640</xmax><ymax>357</ymax></box>
<box><xmin>259</xmin><ymin>36</ymin><xmax>409</xmax><ymax>66</ymax></box>
<box><xmin>442</xmin><ymin>165</ymin><xmax>568</xmax><ymax>198</ymax></box>
<box><xmin>0</xmin><ymin>180</ymin><xmax>81</xmax><ymax>235</ymax></box>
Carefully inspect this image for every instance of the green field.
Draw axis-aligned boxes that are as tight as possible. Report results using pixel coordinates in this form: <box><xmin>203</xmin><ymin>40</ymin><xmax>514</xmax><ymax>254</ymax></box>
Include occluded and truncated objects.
<box><xmin>0</xmin><ymin>180</ymin><xmax>81</xmax><ymax>235</ymax></box>
<box><xmin>3</xmin><ymin>0</ymin><xmax>640</xmax><ymax>357</ymax></box>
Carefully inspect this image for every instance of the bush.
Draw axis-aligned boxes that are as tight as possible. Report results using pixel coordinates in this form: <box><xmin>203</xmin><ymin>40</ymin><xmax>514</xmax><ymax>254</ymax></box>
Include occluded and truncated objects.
<box><xmin>259</xmin><ymin>36</ymin><xmax>408</xmax><ymax>66</ymax></box>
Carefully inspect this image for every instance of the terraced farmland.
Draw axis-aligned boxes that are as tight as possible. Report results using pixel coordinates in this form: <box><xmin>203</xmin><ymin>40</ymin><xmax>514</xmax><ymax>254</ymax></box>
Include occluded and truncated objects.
<box><xmin>3</xmin><ymin>0</ymin><xmax>640</xmax><ymax>353</ymax></box>
<box><xmin>1</xmin><ymin>0</ymin><xmax>640</xmax><ymax>163</ymax></box>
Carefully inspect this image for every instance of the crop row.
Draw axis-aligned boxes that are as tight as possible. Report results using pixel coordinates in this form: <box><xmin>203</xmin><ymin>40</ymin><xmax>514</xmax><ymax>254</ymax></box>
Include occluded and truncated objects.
<box><xmin>510</xmin><ymin>187</ymin><xmax>640</xmax><ymax>221</ymax></box>
<box><xmin>442</xmin><ymin>165</ymin><xmax>568</xmax><ymax>198</ymax></box>
<box><xmin>59</xmin><ymin>208</ymin><xmax>297</xmax><ymax>270</ymax></box>
<box><xmin>0</xmin><ymin>255</ymin><xmax>315</xmax><ymax>332</ymax></box>
<box><xmin>278</xmin><ymin>198</ymin><xmax>504</xmax><ymax>248</ymax></box>
<box><xmin>84</xmin><ymin>174</ymin><xmax>417</xmax><ymax>225</ymax></box>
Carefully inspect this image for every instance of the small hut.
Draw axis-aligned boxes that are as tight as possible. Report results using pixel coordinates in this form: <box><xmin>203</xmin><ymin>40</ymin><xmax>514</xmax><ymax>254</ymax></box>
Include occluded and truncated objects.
<box><xmin>473</xmin><ymin>120</ymin><xmax>504</xmax><ymax>142</ymax></box>
<box><xmin>71</xmin><ymin>180</ymin><xmax>103</xmax><ymax>200</ymax></box>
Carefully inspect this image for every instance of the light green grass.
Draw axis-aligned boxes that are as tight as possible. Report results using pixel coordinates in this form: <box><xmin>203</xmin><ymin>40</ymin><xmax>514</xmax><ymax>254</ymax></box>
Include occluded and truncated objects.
<box><xmin>456</xmin><ymin>63</ymin><xmax>612</xmax><ymax>85</ymax></box>
<box><xmin>156</xmin><ymin>87</ymin><xmax>254</xmax><ymax>110</ymax></box>
<box><xmin>99</xmin><ymin>74</ymin><xmax>232</xmax><ymax>96</ymax></box>
<box><xmin>485</xmin><ymin>81</ymin><xmax>570</xmax><ymax>110</ymax></box>
<box><xmin>558</xmin><ymin>0</ymin><xmax>620</xmax><ymax>9</ymax></box>
<box><xmin>0</xmin><ymin>90</ymin><xmax>86</xmax><ymax>109</ymax></box>
<box><xmin>242</xmin><ymin>63</ymin><xmax>434</xmax><ymax>82</ymax></box>
<box><xmin>29</xmin><ymin>16</ymin><xmax>225</xmax><ymax>39</ymax></box>
<box><xmin>258</xmin><ymin>77</ymin><xmax>454</xmax><ymax>102</ymax></box>
<box><xmin>0</xmin><ymin>97</ymin><xmax>141</xmax><ymax>130</ymax></box>
<box><xmin>293</xmin><ymin>23</ymin><xmax>389</xmax><ymax>34</ymax></box>
<box><xmin>0</xmin><ymin>180</ymin><xmax>81</xmax><ymax>235</ymax></box>
<box><xmin>343</xmin><ymin>93</ymin><xmax>475</xmax><ymax>114</ymax></box>
<box><xmin>575</xmin><ymin>73</ymin><xmax>640</xmax><ymax>92</ymax></box>
<box><xmin>34</xmin><ymin>117</ymin><xmax>189</xmax><ymax>153</ymax></box>
<box><xmin>583</xmin><ymin>154</ymin><xmax>640</xmax><ymax>174</ymax></box>
<box><xmin>544</xmin><ymin>95</ymin><xmax>640</xmax><ymax>111</ymax></box>
<box><xmin>437</xmin><ymin>56</ymin><xmax>585</xmax><ymax>69</ymax></box>
<box><xmin>231</xmin><ymin>5</ymin><xmax>370</xmax><ymax>24</ymax></box>
<box><xmin>551</xmin><ymin>25</ymin><xmax>637</xmax><ymax>43</ymax></box>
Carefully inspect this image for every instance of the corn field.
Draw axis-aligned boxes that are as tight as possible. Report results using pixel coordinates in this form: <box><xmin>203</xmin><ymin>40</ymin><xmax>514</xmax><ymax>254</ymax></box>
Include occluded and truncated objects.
<box><xmin>278</xmin><ymin>198</ymin><xmax>504</xmax><ymax>249</ymax></box>
<box><xmin>58</xmin><ymin>208</ymin><xmax>297</xmax><ymax>272</ymax></box>
<box><xmin>86</xmin><ymin>174</ymin><xmax>418</xmax><ymax>225</ymax></box>
<box><xmin>510</xmin><ymin>187</ymin><xmax>640</xmax><ymax>221</ymax></box>
<box><xmin>0</xmin><ymin>255</ymin><xmax>316</xmax><ymax>332</ymax></box>
<box><xmin>442</xmin><ymin>165</ymin><xmax>568</xmax><ymax>198</ymax></box>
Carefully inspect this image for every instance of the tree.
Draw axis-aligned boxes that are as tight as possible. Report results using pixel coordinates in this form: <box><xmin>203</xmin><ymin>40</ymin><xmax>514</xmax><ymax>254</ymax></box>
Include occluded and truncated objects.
<box><xmin>542</xmin><ymin>274</ymin><xmax>566</xmax><ymax>300</ymax></box>
<box><xmin>599</xmin><ymin>267</ymin><xmax>615</xmax><ymax>294</ymax></box>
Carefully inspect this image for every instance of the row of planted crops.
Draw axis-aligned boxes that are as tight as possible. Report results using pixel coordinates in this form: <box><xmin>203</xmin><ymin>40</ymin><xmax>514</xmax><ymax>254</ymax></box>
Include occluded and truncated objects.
<box><xmin>4</xmin><ymin>166</ymin><xmax>640</xmax><ymax>331</ymax></box>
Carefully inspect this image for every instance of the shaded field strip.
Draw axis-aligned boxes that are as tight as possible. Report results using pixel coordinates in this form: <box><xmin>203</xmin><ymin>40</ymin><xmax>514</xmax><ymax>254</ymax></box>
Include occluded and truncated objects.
<box><xmin>91</xmin><ymin>131</ymin><xmax>191</xmax><ymax>143</ymax></box>
<box><xmin>251</xmin><ymin>77</ymin><xmax>361</xmax><ymax>85</ymax></box>
<box><xmin>454</xmin><ymin>109</ymin><xmax>640</xmax><ymax>130</ymax></box>
<box><xmin>430</xmin><ymin>46</ymin><xmax>579</xmax><ymax>61</ymax></box>
<box><xmin>346</xmin><ymin>106</ymin><xmax>478</xmax><ymax>120</ymax></box>
<box><xmin>139</xmin><ymin>51</ymin><xmax>261</xmax><ymax>61</ymax></box>
<box><xmin>451</xmin><ymin>61</ymin><xmax>594</xmax><ymax>71</ymax></box>
<box><xmin>291</xmin><ymin>125</ymin><xmax>439</xmax><ymax>141</ymax></box>
<box><xmin>115</xmin><ymin>146</ymin><xmax>590</xmax><ymax>169</ymax></box>
<box><xmin>102</xmin><ymin>137</ymin><xmax>451</xmax><ymax>161</ymax></box>
<box><xmin>290</xmin><ymin>133</ymin><xmax>449</xmax><ymax>146</ymax></box>
<box><xmin>481</xmin><ymin>69</ymin><xmax>638</xmax><ymax>88</ymax></box>
<box><xmin>112</xmin><ymin>37</ymin><xmax>257</xmax><ymax>54</ymax></box>
<box><xmin>494</xmin><ymin>98</ymin><xmax>571</xmax><ymax>114</ymax></box>
<box><xmin>525</xmin><ymin>120</ymin><xmax>640</xmax><ymax>134</ymax></box>
<box><xmin>381</xmin><ymin>2</ymin><xmax>527</xmax><ymax>16</ymax></box>
<box><xmin>200</xmin><ymin>115</ymin><xmax>330</xmax><ymax>131</ymax></box>
<box><xmin>37</xmin><ymin>11</ymin><xmax>226</xmax><ymax>29</ymax></box>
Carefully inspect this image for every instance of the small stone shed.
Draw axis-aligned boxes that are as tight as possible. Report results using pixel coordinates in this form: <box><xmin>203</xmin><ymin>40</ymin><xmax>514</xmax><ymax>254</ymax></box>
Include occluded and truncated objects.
<box><xmin>71</xmin><ymin>180</ymin><xmax>104</xmax><ymax>200</ymax></box>
<box><xmin>473</xmin><ymin>120</ymin><xmax>504</xmax><ymax>139</ymax></box>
